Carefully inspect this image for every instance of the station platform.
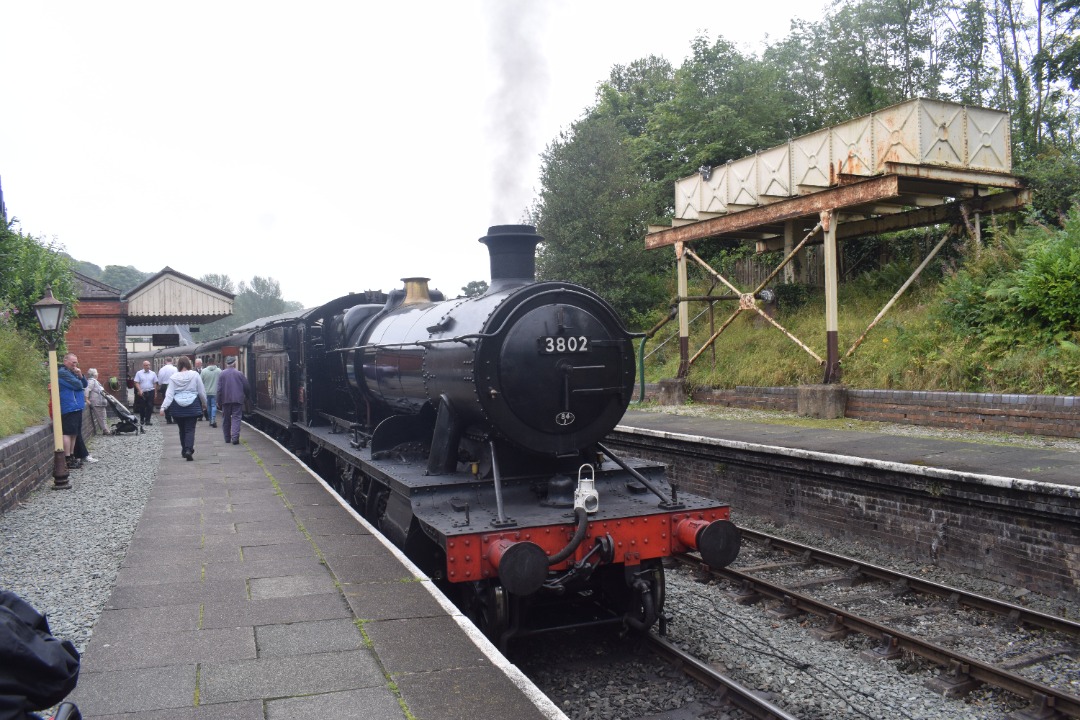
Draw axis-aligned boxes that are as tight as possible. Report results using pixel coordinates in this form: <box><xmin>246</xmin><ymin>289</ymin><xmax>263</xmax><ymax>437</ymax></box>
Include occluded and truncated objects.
<box><xmin>619</xmin><ymin>408</ymin><xmax>1080</xmax><ymax>488</ymax></box>
<box><xmin>68</xmin><ymin>421</ymin><xmax>565</xmax><ymax>720</ymax></box>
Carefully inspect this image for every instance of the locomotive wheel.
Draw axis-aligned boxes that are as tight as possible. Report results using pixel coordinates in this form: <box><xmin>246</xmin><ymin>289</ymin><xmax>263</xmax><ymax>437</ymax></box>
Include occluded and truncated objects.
<box><xmin>462</xmin><ymin>581</ymin><xmax>509</xmax><ymax>645</ymax></box>
<box><xmin>365</xmin><ymin>483</ymin><xmax>389</xmax><ymax>526</ymax></box>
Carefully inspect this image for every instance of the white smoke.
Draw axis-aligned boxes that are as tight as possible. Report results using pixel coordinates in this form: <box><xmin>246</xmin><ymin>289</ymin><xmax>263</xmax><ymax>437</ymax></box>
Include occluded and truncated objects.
<box><xmin>484</xmin><ymin>0</ymin><xmax>550</xmax><ymax>225</ymax></box>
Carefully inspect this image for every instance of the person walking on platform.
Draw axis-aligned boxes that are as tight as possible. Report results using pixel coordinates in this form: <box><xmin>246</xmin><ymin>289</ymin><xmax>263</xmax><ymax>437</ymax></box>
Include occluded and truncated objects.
<box><xmin>157</xmin><ymin>357</ymin><xmax>177</xmax><ymax>424</ymax></box>
<box><xmin>201</xmin><ymin>359</ymin><xmax>222</xmax><ymax>428</ymax></box>
<box><xmin>85</xmin><ymin>368</ymin><xmax>109</xmax><ymax>436</ymax></box>
<box><xmin>132</xmin><ymin>360</ymin><xmax>158</xmax><ymax>426</ymax></box>
<box><xmin>217</xmin><ymin>356</ymin><xmax>250</xmax><ymax>445</ymax></box>
<box><xmin>159</xmin><ymin>357</ymin><xmax>208</xmax><ymax>461</ymax></box>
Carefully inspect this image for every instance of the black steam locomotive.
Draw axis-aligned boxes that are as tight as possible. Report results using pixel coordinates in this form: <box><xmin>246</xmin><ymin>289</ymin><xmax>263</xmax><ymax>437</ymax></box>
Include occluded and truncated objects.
<box><xmin>138</xmin><ymin>225</ymin><xmax>740</xmax><ymax>648</ymax></box>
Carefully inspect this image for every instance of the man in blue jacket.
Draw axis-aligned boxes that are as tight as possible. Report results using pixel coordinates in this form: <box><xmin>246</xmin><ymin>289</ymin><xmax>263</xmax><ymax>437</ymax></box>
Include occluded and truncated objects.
<box><xmin>57</xmin><ymin>353</ymin><xmax>88</xmax><ymax>469</ymax></box>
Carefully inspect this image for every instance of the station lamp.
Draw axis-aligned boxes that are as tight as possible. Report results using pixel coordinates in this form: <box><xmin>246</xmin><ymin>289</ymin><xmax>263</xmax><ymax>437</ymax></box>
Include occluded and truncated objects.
<box><xmin>33</xmin><ymin>286</ymin><xmax>70</xmax><ymax>489</ymax></box>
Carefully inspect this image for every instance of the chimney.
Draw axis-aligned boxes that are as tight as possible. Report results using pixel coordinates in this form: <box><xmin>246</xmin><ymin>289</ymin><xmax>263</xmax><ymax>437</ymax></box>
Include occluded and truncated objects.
<box><xmin>478</xmin><ymin>224</ymin><xmax>542</xmax><ymax>292</ymax></box>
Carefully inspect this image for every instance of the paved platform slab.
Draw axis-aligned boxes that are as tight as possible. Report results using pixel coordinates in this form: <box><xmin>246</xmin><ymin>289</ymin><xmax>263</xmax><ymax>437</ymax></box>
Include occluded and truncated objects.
<box><xmin>620</xmin><ymin>409</ymin><xmax>1080</xmax><ymax>487</ymax></box>
<box><xmin>69</xmin><ymin>420</ymin><xmax>565</xmax><ymax>720</ymax></box>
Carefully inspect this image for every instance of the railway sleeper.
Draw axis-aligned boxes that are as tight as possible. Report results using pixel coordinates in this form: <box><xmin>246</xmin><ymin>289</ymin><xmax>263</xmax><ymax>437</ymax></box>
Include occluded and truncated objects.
<box><xmin>1007</xmin><ymin>691</ymin><xmax>1068</xmax><ymax>720</ymax></box>
<box><xmin>998</xmin><ymin>646</ymin><xmax>1080</xmax><ymax>672</ymax></box>
<box><xmin>783</xmin><ymin>572</ymin><xmax>858</xmax><ymax>592</ymax></box>
<box><xmin>809</xmin><ymin>612</ymin><xmax>850</xmax><ymax>641</ymax></box>
<box><xmin>860</xmin><ymin>632</ymin><xmax>903</xmax><ymax>661</ymax></box>
<box><xmin>725</xmin><ymin>579</ymin><xmax>762</xmax><ymax>606</ymax></box>
<box><xmin>924</xmin><ymin>658</ymin><xmax>980</xmax><ymax>698</ymax></box>
<box><xmin>766</xmin><ymin>595</ymin><xmax>804</xmax><ymax>621</ymax></box>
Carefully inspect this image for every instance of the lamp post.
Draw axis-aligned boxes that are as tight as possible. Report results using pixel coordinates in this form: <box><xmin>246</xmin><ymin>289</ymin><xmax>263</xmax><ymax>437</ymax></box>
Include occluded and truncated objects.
<box><xmin>33</xmin><ymin>285</ymin><xmax>70</xmax><ymax>489</ymax></box>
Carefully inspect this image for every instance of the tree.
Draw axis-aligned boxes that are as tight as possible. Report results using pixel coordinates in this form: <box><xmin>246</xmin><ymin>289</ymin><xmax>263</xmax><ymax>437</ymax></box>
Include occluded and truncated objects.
<box><xmin>72</xmin><ymin>259</ymin><xmax>104</xmax><ymax>280</ymax></box>
<box><xmin>101</xmin><ymin>265</ymin><xmax>150</xmax><ymax>294</ymax></box>
<box><xmin>461</xmin><ymin>280</ymin><xmax>488</xmax><ymax>298</ymax></box>
<box><xmin>1043</xmin><ymin>0</ymin><xmax>1080</xmax><ymax>90</ymax></box>
<box><xmin>0</xmin><ymin>220</ymin><xmax>77</xmax><ymax>342</ymax></box>
<box><xmin>534</xmin><ymin>115</ymin><xmax>670</xmax><ymax>324</ymax></box>
<box><xmin>194</xmin><ymin>275</ymin><xmax>292</xmax><ymax>339</ymax></box>
<box><xmin>200</xmin><ymin>273</ymin><xmax>236</xmax><ymax>295</ymax></box>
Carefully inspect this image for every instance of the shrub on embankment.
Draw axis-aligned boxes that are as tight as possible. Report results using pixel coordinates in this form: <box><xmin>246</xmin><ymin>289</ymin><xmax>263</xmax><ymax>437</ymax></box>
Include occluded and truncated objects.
<box><xmin>644</xmin><ymin>208</ymin><xmax>1080</xmax><ymax>396</ymax></box>
<box><xmin>0</xmin><ymin>319</ymin><xmax>49</xmax><ymax>438</ymax></box>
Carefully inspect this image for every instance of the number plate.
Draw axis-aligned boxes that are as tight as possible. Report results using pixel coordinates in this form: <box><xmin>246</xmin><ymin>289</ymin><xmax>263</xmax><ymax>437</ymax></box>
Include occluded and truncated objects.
<box><xmin>538</xmin><ymin>336</ymin><xmax>590</xmax><ymax>354</ymax></box>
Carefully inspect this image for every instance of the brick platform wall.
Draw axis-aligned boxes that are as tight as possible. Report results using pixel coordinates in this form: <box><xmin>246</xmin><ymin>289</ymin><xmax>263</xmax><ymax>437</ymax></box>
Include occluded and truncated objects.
<box><xmin>633</xmin><ymin>384</ymin><xmax>1080</xmax><ymax>439</ymax></box>
<box><xmin>0</xmin><ymin>413</ymin><xmax>96</xmax><ymax>513</ymax></box>
<box><xmin>0</xmin><ymin>424</ymin><xmax>53</xmax><ymax>513</ymax></box>
<box><xmin>605</xmin><ymin>431</ymin><xmax>1080</xmax><ymax>600</ymax></box>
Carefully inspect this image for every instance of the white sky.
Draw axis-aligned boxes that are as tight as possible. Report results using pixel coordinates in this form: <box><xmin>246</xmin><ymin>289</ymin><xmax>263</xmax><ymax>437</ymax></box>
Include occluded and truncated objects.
<box><xmin>1</xmin><ymin>0</ymin><xmax>828</xmax><ymax>307</ymax></box>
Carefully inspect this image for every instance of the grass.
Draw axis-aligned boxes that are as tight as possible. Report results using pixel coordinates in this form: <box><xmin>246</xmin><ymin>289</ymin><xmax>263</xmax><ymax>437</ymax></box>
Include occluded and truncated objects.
<box><xmin>0</xmin><ymin>323</ymin><xmax>50</xmax><ymax>437</ymax></box>
<box><xmin>642</xmin><ymin>275</ymin><xmax>1080</xmax><ymax>395</ymax></box>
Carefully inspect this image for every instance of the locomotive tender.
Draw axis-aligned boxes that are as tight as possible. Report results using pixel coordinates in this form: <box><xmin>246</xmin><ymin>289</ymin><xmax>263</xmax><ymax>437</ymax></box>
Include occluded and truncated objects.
<box><xmin>147</xmin><ymin>225</ymin><xmax>740</xmax><ymax>647</ymax></box>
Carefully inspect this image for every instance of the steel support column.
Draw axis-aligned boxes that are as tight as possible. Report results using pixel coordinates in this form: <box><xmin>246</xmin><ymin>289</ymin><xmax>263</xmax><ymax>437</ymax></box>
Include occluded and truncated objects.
<box><xmin>676</xmin><ymin>242</ymin><xmax>689</xmax><ymax>379</ymax></box>
<box><xmin>822</xmin><ymin>210</ymin><xmax>840</xmax><ymax>383</ymax></box>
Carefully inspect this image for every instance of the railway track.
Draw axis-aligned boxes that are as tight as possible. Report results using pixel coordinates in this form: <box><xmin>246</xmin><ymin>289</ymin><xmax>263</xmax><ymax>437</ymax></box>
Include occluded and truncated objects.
<box><xmin>646</xmin><ymin>632</ymin><xmax>802</xmax><ymax>720</ymax></box>
<box><xmin>677</xmin><ymin>527</ymin><xmax>1080</xmax><ymax>718</ymax></box>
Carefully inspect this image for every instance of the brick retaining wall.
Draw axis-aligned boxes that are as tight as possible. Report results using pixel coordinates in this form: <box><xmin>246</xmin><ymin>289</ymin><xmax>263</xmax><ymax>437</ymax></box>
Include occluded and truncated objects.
<box><xmin>605</xmin><ymin>430</ymin><xmax>1080</xmax><ymax>599</ymax></box>
<box><xmin>0</xmin><ymin>412</ymin><xmax>97</xmax><ymax>513</ymax></box>
<box><xmin>0</xmin><ymin>424</ymin><xmax>54</xmax><ymax>513</ymax></box>
<box><xmin>634</xmin><ymin>384</ymin><xmax>1080</xmax><ymax>439</ymax></box>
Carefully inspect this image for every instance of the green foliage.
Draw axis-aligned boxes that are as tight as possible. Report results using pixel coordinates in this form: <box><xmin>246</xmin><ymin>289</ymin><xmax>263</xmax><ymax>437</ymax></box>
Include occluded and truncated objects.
<box><xmin>193</xmin><ymin>275</ymin><xmax>293</xmax><ymax>339</ymax></box>
<box><xmin>0</xmin><ymin>309</ymin><xmax>50</xmax><ymax>437</ymax></box>
<box><xmin>534</xmin><ymin>115</ymin><xmax>671</xmax><ymax>323</ymax></box>
<box><xmin>100</xmin><ymin>265</ymin><xmax>150</xmax><ymax>293</ymax></box>
<box><xmin>1017</xmin><ymin>149</ymin><xmax>1080</xmax><ymax>224</ymax></box>
<box><xmin>200</xmin><ymin>273</ymin><xmax>236</xmax><ymax>295</ymax></box>
<box><xmin>461</xmin><ymin>280</ymin><xmax>488</xmax><ymax>298</ymax></box>
<box><xmin>1011</xmin><ymin>209</ymin><xmax>1080</xmax><ymax>332</ymax></box>
<box><xmin>772</xmin><ymin>283</ymin><xmax>810</xmax><ymax>312</ymax></box>
<box><xmin>0</xmin><ymin>220</ymin><xmax>77</xmax><ymax>343</ymax></box>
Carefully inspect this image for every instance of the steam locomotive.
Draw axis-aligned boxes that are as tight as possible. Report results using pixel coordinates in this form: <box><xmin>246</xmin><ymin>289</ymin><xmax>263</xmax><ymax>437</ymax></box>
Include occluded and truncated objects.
<box><xmin>132</xmin><ymin>225</ymin><xmax>740</xmax><ymax>649</ymax></box>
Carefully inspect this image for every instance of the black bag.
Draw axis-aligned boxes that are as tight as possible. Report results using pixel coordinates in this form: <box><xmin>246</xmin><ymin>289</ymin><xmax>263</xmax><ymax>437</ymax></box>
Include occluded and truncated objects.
<box><xmin>0</xmin><ymin>591</ymin><xmax>80</xmax><ymax>720</ymax></box>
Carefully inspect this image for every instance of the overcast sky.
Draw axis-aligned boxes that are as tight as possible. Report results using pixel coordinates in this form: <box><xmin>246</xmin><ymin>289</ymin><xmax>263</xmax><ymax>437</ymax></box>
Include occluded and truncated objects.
<box><xmin>2</xmin><ymin>0</ymin><xmax>827</xmax><ymax>307</ymax></box>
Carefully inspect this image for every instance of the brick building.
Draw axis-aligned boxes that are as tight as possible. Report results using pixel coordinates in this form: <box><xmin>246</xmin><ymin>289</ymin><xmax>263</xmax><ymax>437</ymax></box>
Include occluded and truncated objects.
<box><xmin>67</xmin><ymin>273</ymin><xmax>128</xmax><ymax>390</ymax></box>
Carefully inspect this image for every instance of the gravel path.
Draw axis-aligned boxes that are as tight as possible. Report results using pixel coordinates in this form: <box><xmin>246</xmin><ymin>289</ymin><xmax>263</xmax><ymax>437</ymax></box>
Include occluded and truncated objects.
<box><xmin>0</xmin><ymin>425</ymin><xmax>162</xmax><ymax>654</ymax></box>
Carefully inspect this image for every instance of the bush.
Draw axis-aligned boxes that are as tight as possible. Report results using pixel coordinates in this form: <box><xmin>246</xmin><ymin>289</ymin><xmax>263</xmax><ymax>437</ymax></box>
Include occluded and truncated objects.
<box><xmin>0</xmin><ymin>317</ymin><xmax>49</xmax><ymax>438</ymax></box>
<box><xmin>1012</xmin><ymin>208</ymin><xmax>1080</xmax><ymax>334</ymax></box>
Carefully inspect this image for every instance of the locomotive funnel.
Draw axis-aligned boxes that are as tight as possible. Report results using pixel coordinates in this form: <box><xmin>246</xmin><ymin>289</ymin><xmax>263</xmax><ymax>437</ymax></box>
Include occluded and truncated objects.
<box><xmin>479</xmin><ymin>224</ymin><xmax>542</xmax><ymax>292</ymax></box>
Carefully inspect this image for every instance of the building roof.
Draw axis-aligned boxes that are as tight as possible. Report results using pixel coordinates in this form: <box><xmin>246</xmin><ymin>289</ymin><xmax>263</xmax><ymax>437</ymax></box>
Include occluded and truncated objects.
<box><xmin>124</xmin><ymin>267</ymin><xmax>234</xmax><ymax>326</ymax></box>
<box><xmin>74</xmin><ymin>272</ymin><xmax>123</xmax><ymax>301</ymax></box>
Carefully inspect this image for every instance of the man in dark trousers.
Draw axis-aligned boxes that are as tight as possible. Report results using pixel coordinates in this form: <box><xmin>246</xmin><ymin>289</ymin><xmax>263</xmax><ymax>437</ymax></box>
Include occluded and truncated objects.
<box><xmin>132</xmin><ymin>360</ymin><xmax>159</xmax><ymax>426</ymax></box>
<box><xmin>217</xmin><ymin>356</ymin><xmax>250</xmax><ymax>445</ymax></box>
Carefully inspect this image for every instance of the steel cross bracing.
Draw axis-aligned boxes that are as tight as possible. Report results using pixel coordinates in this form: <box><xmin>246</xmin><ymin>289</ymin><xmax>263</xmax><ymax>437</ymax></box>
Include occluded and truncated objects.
<box><xmin>649</xmin><ymin>162</ymin><xmax>1030</xmax><ymax>381</ymax></box>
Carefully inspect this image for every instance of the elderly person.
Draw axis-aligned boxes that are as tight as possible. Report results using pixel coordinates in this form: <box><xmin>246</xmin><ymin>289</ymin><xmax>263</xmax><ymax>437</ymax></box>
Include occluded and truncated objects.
<box><xmin>159</xmin><ymin>357</ymin><xmax>208</xmax><ymax>461</ymax></box>
<box><xmin>132</xmin><ymin>360</ymin><xmax>158</xmax><ymax>426</ymax></box>
<box><xmin>57</xmin><ymin>353</ymin><xmax>89</xmax><ymax>469</ymax></box>
<box><xmin>217</xmin><ymin>356</ymin><xmax>250</xmax><ymax>445</ymax></box>
<box><xmin>84</xmin><ymin>368</ymin><xmax>110</xmax><ymax>436</ymax></box>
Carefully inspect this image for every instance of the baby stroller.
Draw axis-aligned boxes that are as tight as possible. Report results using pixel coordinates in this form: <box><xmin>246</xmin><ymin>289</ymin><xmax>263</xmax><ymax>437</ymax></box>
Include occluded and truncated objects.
<box><xmin>103</xmin><ymin>393</ymin><xmax>142</xmax><ymax>435</ymax></box>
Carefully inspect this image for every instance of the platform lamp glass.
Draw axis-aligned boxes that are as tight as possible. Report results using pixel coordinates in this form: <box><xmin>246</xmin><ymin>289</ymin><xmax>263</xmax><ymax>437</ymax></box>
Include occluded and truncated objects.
<box><xmin>33</xmin><ymin>285</ymin><xmax>70</xmax><ymax>489</ymax></box>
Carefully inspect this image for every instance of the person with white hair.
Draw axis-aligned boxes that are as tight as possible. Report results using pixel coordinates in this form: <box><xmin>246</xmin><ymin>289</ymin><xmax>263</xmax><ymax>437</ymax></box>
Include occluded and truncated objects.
<box><xmin>84</xmin><ymin>368</ymin><xmax>110</xmax><ymax>436</ymax></box>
